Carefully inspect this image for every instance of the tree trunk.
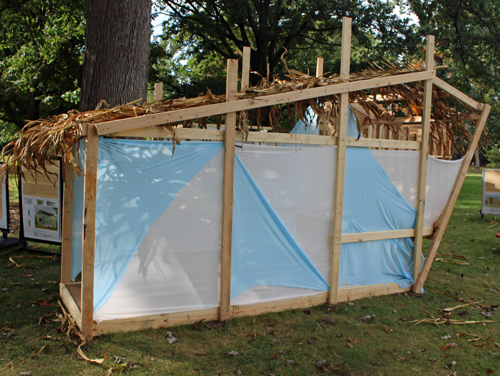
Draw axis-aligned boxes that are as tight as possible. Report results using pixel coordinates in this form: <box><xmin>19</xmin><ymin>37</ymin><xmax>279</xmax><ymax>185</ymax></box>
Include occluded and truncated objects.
<box><xmin>80</xmin><ymin>0</ymin><xmax>151</xmax><ymax>111</ymax></box>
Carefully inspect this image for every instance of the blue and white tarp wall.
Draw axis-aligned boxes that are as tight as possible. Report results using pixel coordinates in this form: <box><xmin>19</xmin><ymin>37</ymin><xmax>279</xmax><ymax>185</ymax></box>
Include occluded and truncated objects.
<box><xmin>70</xmin><ymin>116</ymin><xmax>462</xmax><ymax>323</ymax></box>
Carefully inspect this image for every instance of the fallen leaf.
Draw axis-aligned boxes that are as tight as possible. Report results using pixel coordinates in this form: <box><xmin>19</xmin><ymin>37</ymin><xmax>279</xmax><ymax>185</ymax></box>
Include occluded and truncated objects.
<box><xmin>441</xmin><ymin>343</ymin><xmax>457</xmax><ymax>350</ymax></box>
<box><xmin>227</xmin><ymin>350</ymin><xmax>239</xmax><ymax>357</ymax></box>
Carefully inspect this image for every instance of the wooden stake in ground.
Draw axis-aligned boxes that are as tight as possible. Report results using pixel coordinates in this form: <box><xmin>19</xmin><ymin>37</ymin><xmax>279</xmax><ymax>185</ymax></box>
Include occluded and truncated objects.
<box><xmin>219</xmin><ymin>59</ymin><xmax>238</xmax><ymax>321</ymax></box>
<box><xmin>329</xmin><ymin>16</ymin><xmax>351</xmax><ymax>304</ymax></box>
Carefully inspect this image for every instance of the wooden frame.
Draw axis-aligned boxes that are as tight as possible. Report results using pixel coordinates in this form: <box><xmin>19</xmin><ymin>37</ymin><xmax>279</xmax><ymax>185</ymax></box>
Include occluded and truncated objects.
<box><xmin>58</xmin><ymin>18</ymin><xmax>490</xmax><ymax>339</ymax></box>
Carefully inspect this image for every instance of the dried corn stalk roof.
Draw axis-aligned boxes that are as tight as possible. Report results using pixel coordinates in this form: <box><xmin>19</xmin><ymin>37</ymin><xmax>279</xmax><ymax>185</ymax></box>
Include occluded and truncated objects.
<box><xmin>1</xmin><ymin>63</ymin><xmax>483</xmax><ymax>178</ymax></box>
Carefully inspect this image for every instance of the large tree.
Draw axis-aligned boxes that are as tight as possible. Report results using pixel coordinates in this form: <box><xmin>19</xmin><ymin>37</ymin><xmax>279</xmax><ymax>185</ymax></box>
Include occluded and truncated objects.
<box><xmin>79</xmin><ymin>0</ymin><xmax>152</xmax><ymax>111</ymax></box>
<box><xmin>155</xmin><ymin>0</ymin><xmax>418</xmax><ymax>95</ymax></box>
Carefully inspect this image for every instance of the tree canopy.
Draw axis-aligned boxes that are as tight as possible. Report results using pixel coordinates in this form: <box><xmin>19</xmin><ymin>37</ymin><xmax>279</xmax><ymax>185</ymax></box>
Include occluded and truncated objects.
<box><xmin>154</xmin><ymin>0</ymin><xmax>419</xmax><ymax>95</ymax></box>
<box><xmin>0</xmin><ymin>0</ymin><xmax>85</xmax><ymax>129</ymax></box>
<box><xmin>402</xmin><ymin>0</ymin><xmax>500</xmax><ymax>139</ymax></box>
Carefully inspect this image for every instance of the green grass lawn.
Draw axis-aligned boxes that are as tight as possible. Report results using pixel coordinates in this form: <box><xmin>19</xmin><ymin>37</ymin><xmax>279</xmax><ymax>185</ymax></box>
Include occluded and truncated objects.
<box><xmin>1</xmin><ymin>170</ymin><xmax>500</xmax><ymax>375</ymax></box>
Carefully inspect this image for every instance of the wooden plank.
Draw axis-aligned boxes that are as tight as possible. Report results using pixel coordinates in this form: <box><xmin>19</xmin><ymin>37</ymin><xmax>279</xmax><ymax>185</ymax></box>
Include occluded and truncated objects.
<box><xmin>61</xmin><ymin>160</ymin><xmax>74</xmax><ymax>284</ymax></box>
<box><xmin>154</xmin><ymin>82</ymin><xmax>163</xmax><ymax>101</ymax></box>
<box><xmin>219</xmin><ymin>59</ymin><xmax>238</xmax><ymax>322</ymax></box>
<box><xmin>337</xmin><ymin>283</ymin><xmax>411</xmax><ymax>302</ymax></box>
<box><xmin>60</xmin><ymin>282</ymin><xmax>82</xmax><ymax>329</ymax></box>
<box><xmin>414</xmin><ymin>104</ymin><xmax>491</xmax><ymax>292</ymax></box>
<box><xmin>433</xmin><ymin>77</ymin><xmax>482</xmax><ymax>110</ymax></box>
<box><xmin>96</xmin><ymin>70</ymin><xmax>435</xmax><ymax>136</ymax></box>
<box><xmin>93</xmin><ymin>308</ymin><xmax>219</xmax><ymax>335</ymax></box>
<box><xmin>338</xmin><ymin>227</ymin><xmax>433</xmax><ymax>244</ymax></box>
<box><xmin>80</xmin><ymin>124</ymin><xmax>99</xmax><ymax>341</ymax></box>
<box><xmin>329</xmin><ymin>17</ymin><xmax>351</xmax><ymax>305</ymax></box>
<box><xmin>232</xmin><ymin>292</ymin><xmax>328</xmax><ymax>317</ymax></box>
<box><xmin>412</xmin><ymin>36</ymin><xmax>434</xmax><ymax>287</ymax></box>
<box><xmin>242</xmin><ymin>47</ymin><xmax>251</xmax><ymax>91</ymax></box>
<box><xmin>316</xmin><ymin>57</ymin><xmax>324</xmax><ymax>77</ymax></box>
<box><xmin>347</xmin><ymin>138</ymin><xmax>420</xmax><ymax>150</ymax></box>
<box><xmin>111</xmin><ymin>127</ymin><xmax>420</xmax><ymax>149</ymax></box>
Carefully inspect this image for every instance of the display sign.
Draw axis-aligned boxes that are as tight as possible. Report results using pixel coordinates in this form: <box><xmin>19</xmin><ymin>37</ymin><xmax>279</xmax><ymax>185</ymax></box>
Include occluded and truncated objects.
<box><xmin>0</xmin><ymin>163</ymin><xmax>9</xmax><ymax>232</ymax></box>
<box><xmin>20</xmin><ymin>160</ymin><xmax>62</xmax><ymax>244</ymax></box>
<box><xmin>482</xmin><ymin>169</ymin><xmax>500</xmax><ymax>216</ymax></box>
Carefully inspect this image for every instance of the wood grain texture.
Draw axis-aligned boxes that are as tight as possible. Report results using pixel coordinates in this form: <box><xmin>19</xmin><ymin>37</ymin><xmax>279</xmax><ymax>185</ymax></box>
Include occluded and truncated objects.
<box><xmin>220</xmin><ymin>59</ymin><xmax>238</xmax><ymax>321</ymax></box>
<box><xmin>412</xmin><ymin>36</ymin><xmax>434</xmax><ymax>285</ymax></box>
<box><xmin>61</xmin><ymin>160</ymin><xmax>74</xmax><ymax>283</ymax></box>
<box><xmin>81</xmin><ymin>124</ymin><xmax>99</xmax><ymax>340</ymax></box>
<box><xmin>329</xmin><ymin>17</ymin><xmax>351</xmax><ymax>305</ymax></box>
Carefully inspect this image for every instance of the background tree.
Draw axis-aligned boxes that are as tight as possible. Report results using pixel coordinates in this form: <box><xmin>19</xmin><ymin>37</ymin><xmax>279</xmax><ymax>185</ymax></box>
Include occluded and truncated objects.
<box><xmin>401</xmin><ymin>0</ymin><xmax>500</xmax><ymax>142</ymax></box>
<box><xmin>0</xmin><ymin>0</ymin><xmax>85</xmax><ymax>143</ymax></box>
<box><xmin>80</xmin><ymin>0</ymin><xmax>152</xmax><ymax>111</ymax></box>
<box><xmin>154</xmin><ymin>0</ymin><xmax>419</xmax><ymax>97</ymax></box>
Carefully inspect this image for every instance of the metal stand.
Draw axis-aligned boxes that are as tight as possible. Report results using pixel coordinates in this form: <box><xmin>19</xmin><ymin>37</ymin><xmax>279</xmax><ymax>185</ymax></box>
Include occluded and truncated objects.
<box><xmin>0</xmin><ymin>231</ymin><xmax>19</xmax><ymax>249</ymax></box>
<box><xmin>2</xmin><ymin>239</ymin><xmax>60</xmax><ymax>256</ymax></box>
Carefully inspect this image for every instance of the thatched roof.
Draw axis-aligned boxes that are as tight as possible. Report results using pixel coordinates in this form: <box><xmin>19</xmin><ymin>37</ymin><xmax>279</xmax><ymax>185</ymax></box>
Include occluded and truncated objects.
<box><xmin>1</xmin><ymin>62</ymin><xmax>484</xmax><ymax>178</ymax></box>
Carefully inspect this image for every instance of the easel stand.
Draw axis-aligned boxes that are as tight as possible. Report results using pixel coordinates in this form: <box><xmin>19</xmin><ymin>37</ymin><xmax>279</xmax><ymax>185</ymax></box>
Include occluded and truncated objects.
<box><xmin>7</xmin><ymin>239</ymin><xmax>60</xmax><ymax>256</ymax></box>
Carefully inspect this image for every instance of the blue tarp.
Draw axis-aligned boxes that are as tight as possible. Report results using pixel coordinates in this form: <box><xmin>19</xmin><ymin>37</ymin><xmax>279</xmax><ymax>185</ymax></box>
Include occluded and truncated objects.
<box><xmin>92</xmin><ymin>140</ymin><xmax>223</xmax><ymax>311</ymax></box>
<box><xmin>70</xmin><ymin>105</ymin><xmax>421</xmax><ymax>312</ymax></box>
<box><xmin>231</xmin><ymin>155</ymin><xmax>329</xmax><ymax>298</ymax></box>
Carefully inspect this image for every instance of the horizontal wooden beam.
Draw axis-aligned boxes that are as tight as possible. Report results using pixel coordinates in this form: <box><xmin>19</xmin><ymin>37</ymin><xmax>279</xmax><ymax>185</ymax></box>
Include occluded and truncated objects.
<box><xmin>94</xmin><ymin>307</ymin><xmax>219</xmax><ymax>335</ymax></box>
<box><xmin>329</xmin><ymin>226</ymin><xmax>434</xmax><ymax>244</ymax></box>
<box><xmin>94</xmin><ymin>281</ymin><xmax>411</xmax><ymax>335</ymax></box>
<box><xmin>433</xmin><ymin>77</ymin><xmax>482</xmax><ymax>110</ymax></box>
<box><xmin>110</xmin><ymin>127</ymin><xmax>421</xmax><ymax>149</ymax></box>
<box><xmin>337</xmin><ymin>282</ymin><xmax>411</xmax><ymax>301</ymax></box>
<box><xmin>97</xmin><ymin>70</ymin><xmax>436</xmax><ymax>136</ymax></box>
<box><xmin>232</xmin><ymin>292</ymin><xmax>328</xmax><ymax>317</ymax></box>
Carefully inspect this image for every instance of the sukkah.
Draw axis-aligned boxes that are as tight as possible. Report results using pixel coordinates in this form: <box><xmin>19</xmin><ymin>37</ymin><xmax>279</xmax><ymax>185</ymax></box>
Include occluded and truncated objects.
<box><xmin>3</xmin><ymin>18</ymin><xmax>492</xmax><ymax>341</ymax></box>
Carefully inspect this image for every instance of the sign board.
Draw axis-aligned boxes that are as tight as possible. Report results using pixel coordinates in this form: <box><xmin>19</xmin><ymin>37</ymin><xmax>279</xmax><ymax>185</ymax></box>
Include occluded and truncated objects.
<box><xmin>0</xmin><ymin>164</ymin><xmax>10</xmax><ymax>232</ymax></box>
<box><xmin>20</xmin><ymin>160</ymin><xmax>62</xmax><ymax>244</ymax></box>
<box><xmin>482</xmin><ymin>169</ymin><xmax>500</xmax><ymax>216</ymax></box>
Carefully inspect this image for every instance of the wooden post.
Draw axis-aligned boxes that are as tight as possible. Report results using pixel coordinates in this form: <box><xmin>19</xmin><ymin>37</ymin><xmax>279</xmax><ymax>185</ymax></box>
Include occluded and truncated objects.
<box><xmin>154</xmin><ymin>82</ymin><xmax>163</xmax><ymax>101</ymax></box>
<box><xmin>81</xmin><ymin>124</ymin><xmax>99</xmax><ymax>340</ymax></box>
<box><xmin>60</xmin><ymin>159</ymin><xmax>74</xmax><ymax>283</ymax></box>
<box><xmin>328</xmin><ymin>17</ymin><xmax>351</xmax><ymax>304</ymax></box>
<box><xmin>414</xmin><ymin>104</ymin><xmax>490</xmax><ymax>292</ymax></box>
<box><xmin>412</xmin><ymin>35</ymin><xmax>434</xmax><ymax>289</ymax></box>
<box><xmin>220</xmin><ymin>59</ymin><xmax>238</xmax><ymax>321</ymax></box>
<box><xmin>242</xmin><ymin>47</ymin><xmax>251</xmax><ymax>91</ymax></box>
<box><xmin>316</xmin><ymin>57</ymin><xmax>328</xmax><ymax>135</ymax></box>
<box><xmin>316</xmin><ymin>57</ymin><xmax>324</xmax><ymax>78</ymax></box>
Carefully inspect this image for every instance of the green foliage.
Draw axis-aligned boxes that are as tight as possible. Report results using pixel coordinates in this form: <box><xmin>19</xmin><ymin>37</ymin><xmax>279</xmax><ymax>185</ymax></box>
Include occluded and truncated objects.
<box><xmin>486</xmin><ymin>147</ymin><xmax>500</xmax><ymax>168</ymax></box>
<box><xmin>401</xmin><ymin>0</ymin><xmax>500</xmax><ymax>143</ymax></box>
<box><xmin>154</xmin><ymin>0</ymin><xmax>419</xmax><ymax>98</ymax></box>
<box><xmin>0</xmin><ymin>0</ymin><xmax>86</xmax><ymax>128</ymax></box>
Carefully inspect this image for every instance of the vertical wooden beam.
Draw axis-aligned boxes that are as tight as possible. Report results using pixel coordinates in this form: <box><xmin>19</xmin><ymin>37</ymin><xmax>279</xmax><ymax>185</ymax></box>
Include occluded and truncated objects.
<box><xmin>154</xmin><ymin>82</ymin><xmax>163</xmax><ymax>101</ymax></box>
<box><xmin>220</xmin><ymin>59</ymin><xmax>238</xmax><ymax>321</ymax></box>
<box><xmin>316</xmin><ymin>57</ymin><xmax>324</xmax><ymax>78</ymax></box>
<box><xmin>412</xmin><ymin>35</ymin><xmax>434</xmax><ymax>289</ymax></box>
<box><xmin>316</xmin><ymin>57</ymin><xmax>328</xmax><ymax>135</ymax></box>
<box><xmin>242</xmin><ymin>47</ymin><xmax>251</xmax><ymax>91</ymax></box>
<box><xmin>328</xmin><ymin>17</ymin><xmax>351</xmax><ymax>304</ymax></box>
<box><xmin>81</xmin><ymin>124</ymin><xmax>99</xmax><ymax>340</ymax></box>
<box><xmin>61</xmin><ymin>159</ymin><xmax>74</xmax><ymax>284</ymax></box>
<box><xmin>414</xmin><ymin>104</ymin><xmax>490</xmax><ymax>292</ymax></box>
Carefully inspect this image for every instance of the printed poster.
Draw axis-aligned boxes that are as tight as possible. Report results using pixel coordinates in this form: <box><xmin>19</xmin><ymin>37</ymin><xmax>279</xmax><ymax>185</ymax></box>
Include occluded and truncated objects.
<box><xmin>21</xmin><ymin>161</ymin><xmax>62</xmax><ymax>243</ymax></box>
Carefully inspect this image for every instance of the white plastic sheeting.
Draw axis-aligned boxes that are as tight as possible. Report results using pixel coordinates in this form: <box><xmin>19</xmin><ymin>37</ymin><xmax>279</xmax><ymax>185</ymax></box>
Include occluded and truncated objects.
<box><xmin>70</xmin><ymin>140</ymin><xmax>463</xmax><ymax>322</ymax></box>
<box><xmin>372</xmin><ymin>150</ymin><xmax>463</xmax><ymax>227</ymax></box>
